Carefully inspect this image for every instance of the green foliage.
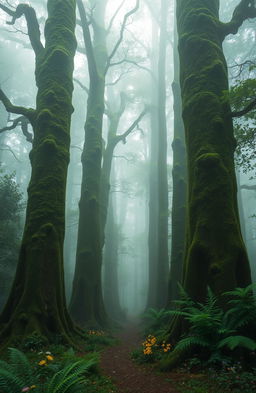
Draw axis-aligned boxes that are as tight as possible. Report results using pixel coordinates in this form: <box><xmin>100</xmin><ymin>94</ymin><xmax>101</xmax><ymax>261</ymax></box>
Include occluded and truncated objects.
<box><xmin>83</xmin><ymin>331</ymin><xmax>116</xmax><ymax>352</ymax></box>
<box><xmin>21</xmin><ymin>333</ymin><xmax>48</xmax><ymax>352</ymax></box>
<box><xmin>169</xmin><ymin>285</ymin><xmax>256</xmax><ymax>365</ymax></box>
<box><xmin>228</xmin><ymin>66</ymin><xmax>256</xmax><ymax>173</ymax></box>
<box><xmin>0</xmin><ymin>169</ymin><xmax>23</xmax><ymax>310</ymax></box>
<box><xmin>142</xmin><ymin>308</ymin><xmax>173</xmax><ymax>336</ymax></box>
<box><xmin>0</xmin><ymin>347</ymin><xmax>98</xmax><ymax>393</ymax></box>
<box><xmin>223</xmin><ymin>283</ymin><xmax>256</xmax><ymax>330</ymax></box>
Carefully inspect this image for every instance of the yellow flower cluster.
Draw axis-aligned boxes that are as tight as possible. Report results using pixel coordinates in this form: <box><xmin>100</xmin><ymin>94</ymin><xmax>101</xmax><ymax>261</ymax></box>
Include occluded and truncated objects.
<box><xmin>88</xmin><ymin>330</ymin><xmax>105</xmax><ymax>336</ymax></box>
<box><xmin>38</xmin><ymin>352</ymin><xmax>54</xmax><ymax>366</ymax></box>
<box><xmin>142</xmin><ymin>335</ymin><xmax>157</xmax><ymax>355</ymax></box>
<box><xmin>161</xmin><ymin>341</ymin><xmax>172</xmax><ymax>352</ymax></box>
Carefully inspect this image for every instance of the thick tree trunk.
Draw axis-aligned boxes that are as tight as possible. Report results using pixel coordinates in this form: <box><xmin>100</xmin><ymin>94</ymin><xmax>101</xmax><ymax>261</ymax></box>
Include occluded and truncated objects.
<box><xmin>0</xmin><ymin>0</ymin><xmax>77</xmax><ymax>345</ymax></box>
<box><xmin>178</xmin><ymin>0</ymin><xmax>251</xmax><ymax>303</ymax></box>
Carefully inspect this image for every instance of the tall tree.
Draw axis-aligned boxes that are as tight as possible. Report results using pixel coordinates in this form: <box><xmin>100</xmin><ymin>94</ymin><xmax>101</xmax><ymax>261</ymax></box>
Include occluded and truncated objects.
<box><xmin>69</xmin><ymin>0</ymin><xmax>139</xmax><ymax>327</ymax></box>
<box><xmin>165</xmin><ymin>1</ymin><xmax>256</xmax><ymax>363</ymax></box>
<box><xmin>0</xmin><ymin>0</ymin><xmax>77</xmax><ymax>344</ymax></box>
<box><xmin>156</xmin><ymin>0</ymin><xmax>169</xmax><ymax>308</ymax></box>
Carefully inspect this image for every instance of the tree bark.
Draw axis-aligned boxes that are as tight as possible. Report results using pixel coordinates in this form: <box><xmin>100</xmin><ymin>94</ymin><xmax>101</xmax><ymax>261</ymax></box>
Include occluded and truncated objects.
<box><xmin>0</xmin><ymin>0</ymin><xmax>77</xmax><ymax>345</ymax></box>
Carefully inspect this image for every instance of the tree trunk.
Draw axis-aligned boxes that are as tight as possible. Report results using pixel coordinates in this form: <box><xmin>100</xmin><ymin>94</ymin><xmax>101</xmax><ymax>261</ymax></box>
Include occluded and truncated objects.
<box><xmin>103</xmin><ymin>189</ymin><xmax>123</xmax><ymax>321</ymax></box>
<box><xmin>0</xmin><ymin>0</ymin><xmax>77</xmax><ymax>345</ymax></box>
<box><xmin>156</xmin><ymin>0</ymin><xmax>169</xmax><ymax>308</ymax></box>
<box><xmin>168</xmin><ymin>20</ymin><xmax>187</xmax><ymax>303</ymax></box>
<box><xmin>177</xmin><ymin>0</ymin><xmax>251</xmax><ymax>303</ymax></box>
<box><xmin>69</xmin><ymin>0</ymin><xmax>108</xmax><ymax>327</ymax></box>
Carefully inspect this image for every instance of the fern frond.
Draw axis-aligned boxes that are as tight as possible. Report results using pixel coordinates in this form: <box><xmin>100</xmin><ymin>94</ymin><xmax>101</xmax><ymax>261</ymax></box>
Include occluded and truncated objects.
<box><xmin>175</xmin><ymin>336</ymin><xmax>210</xmax><ymax>352</ymax></box>
<box><xmin>218</xmin><ymin>335</ymin><xmax>256</xmax><ymax>351</ymax></box>
<box><xmin>46</xmin><ymin>358</ymin><xmax>96</xmax><ymax>393</ymax></box>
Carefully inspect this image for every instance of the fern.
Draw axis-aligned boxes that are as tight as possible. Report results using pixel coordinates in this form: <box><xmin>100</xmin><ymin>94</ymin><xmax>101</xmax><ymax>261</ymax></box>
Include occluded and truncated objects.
<box><xmin>46</xmin><ymin>356</ymin><xmax>98</xmax><ymax>393</ymax></box>
<box><xmin>218</xmin><ymin>336</ymin><xmax>256</xmax><ymax>351</ymax></box>
<box><xmin>223</xmin><ymin>284</ymin><xmax>256</xmax><ymax>330</ymax></box>
<box><xmin>0</xmin><ymin>347</ymin><xmax>36</xmax><ymax>393</ymax></box>
<box><xmin>175</xmin><ymin>336</ymin><xmax>211</xmax><ymax>352</ymax></box>
<box><xmin>170</xmin><ymin>284</ymin><xmax>256</xmax><ymax>365</ymax></box>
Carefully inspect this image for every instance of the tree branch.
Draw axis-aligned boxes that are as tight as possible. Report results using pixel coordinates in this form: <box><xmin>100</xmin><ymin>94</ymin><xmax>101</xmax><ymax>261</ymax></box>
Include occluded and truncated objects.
<box><xmin>106</xmin><ymin>0</ymin><xmax>127</xmax><ymax>34</ymax></box>
<box><xmin>77</xmin><ymin>0</ymin><xmax>98</xmax><ymax>81</ymax></box>
<box><xmin>232</xmin><ymin>97</ymin><xmax>256</xmax><ymax>117</ymax></box>
<box><xmin>0</xmin><ymin>115</ymin><xmax>33</xmax><ymax>142</ymax></box>
<box><xmin>105</xmin><ymin>0</ymin><xmax>140</xmax><ymax>74</ymax></box>
<box><xmin>0</xmin><ymin>3</ymin><xmax>44</xmax><ymax>56</ymax></box>
<box><xmin>115</xmin><ymin>107</ymin><xmax>148</xmax><ymax>144</ymax></box>
<box><xmin>220</xmin><ymin>0</ymin><xmax>256</xmax><ymax>39</ymax></box>
<box><xmin>0</xmin><ymin>89</ymin><xmax>36</xmax><ymax>122</ymax></box>
<box><xmin>109</xmin><ymin>57</ymin><xmax>156</xmax><ymax>81</ymax></box>
<box><xmin>74</xmin><ymin>77</ymin><xmax>89</xmax><ymax>94</ymax></box>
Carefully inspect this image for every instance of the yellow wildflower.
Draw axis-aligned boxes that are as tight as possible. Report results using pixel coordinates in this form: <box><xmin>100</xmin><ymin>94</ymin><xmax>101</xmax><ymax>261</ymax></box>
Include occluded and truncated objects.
<box><xmin>38</xmin><ymin>359</ymin><xmax>47</xmax><ymax>366</ymax></box>
<box><xmin>46</xmin><ymin>355</ymin><xmax>54</xmax><ymax>361</ymax></box>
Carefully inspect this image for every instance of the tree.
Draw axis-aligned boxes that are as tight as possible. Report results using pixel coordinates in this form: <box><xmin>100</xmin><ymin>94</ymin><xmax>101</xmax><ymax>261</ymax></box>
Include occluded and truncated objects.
<box><xmin>0</xmin><ymin>0</ymin><xmax>77</xmax><ymax>345</ymax></box>
<box><xmin>69</xmin><ymin>0</ymin><xmax>140</xmax><ymax>327</ymax></box>
<box><xmin>145</xmin><ymin>0</ymin><xmax>170</xmax><ymax>309</ymax></box>
<box><xmin>164</xmin><ymin>1</ymin><xmax>256</xmax><ymax>367</ymax></box>
<box><xmin>0</xmin><ymin>170</ymin><xmax>23</xmax><ymax>311</ymax></box>
<box><xmin>155</xmin><ymin>0</ymin><xmax>169</xmax><ymax>308</ymax></box>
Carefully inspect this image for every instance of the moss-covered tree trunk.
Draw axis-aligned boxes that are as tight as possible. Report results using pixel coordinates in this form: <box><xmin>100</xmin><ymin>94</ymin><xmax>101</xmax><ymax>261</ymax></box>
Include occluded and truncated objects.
<box><xmin>177</xmin><ymin>0</ymin><xmax>253</xmax><ymax>303</ymax></box>
<box><xmin>69</xmin><ymin>0</ymin><xmax>108</xmax><ymax>327</ymax></box>
<box><xmin>168</xmin><ymin>21</ymin><xmax>187</xmax><ymax>303</ymax></box>
<box><xmin>0</xmin><ymin>0</ymin><xmax>77</xmax><ymax>344</ymax></box>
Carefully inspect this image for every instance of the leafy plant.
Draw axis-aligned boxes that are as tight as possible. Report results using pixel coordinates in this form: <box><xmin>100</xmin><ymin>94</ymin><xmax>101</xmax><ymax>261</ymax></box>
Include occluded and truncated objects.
<box><xmin>0</xmin><ymin>347</ymin><xmax>98</xmax><ymax>393</ymax></box>
<box><xmin>142</xmin><ymin>308</ymin><xmax>173</xmax><ymax>336</ymax></box>
<box><xmin>169</xmin><ymin>285</ymin><xmax>256</xmax><ymax>365</ymax></box>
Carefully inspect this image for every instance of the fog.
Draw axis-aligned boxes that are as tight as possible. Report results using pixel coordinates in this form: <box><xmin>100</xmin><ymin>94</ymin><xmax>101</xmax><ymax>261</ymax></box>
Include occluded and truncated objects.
<box><xmin>0</xmin><ymin>0</ymin><xmax>255</xmax><ymax>322</ymax></box>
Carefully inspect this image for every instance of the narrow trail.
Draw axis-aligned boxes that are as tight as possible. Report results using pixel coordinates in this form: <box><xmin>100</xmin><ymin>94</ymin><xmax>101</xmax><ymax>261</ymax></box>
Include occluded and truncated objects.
<box><xmin>100</xmin><ymin>324</ymin><xmax>180</xmax><ymax>393</ymax></box>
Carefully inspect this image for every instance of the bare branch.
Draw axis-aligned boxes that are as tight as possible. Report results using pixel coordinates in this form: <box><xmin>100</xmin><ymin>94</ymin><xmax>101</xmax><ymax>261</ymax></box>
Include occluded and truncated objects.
<box><xmin>0</xmin><ymin>115</ymin><xmax>24</xmax><ymax>133</ymax></box>
<box><xmin>74</xmin><ymin>77</ymin><xmax>89</xmax><ymax>94</ymax></box>
<box><xmin>115</xmin><ymin>107</ymin><xmax>148</xmax><ymax>144</ymax></box>
<box><xmin>0</xmin><ymin>88</ymin><xmax>36</xmax><ymax>122</ymax></box>
<box><xmin>220</xmin><ymin>0</ymin><xmax>256</xmax><ymax>39</ymax></box>
<box><xmin>106</xmin><ymin>73</ymin><xmax>124</xmax><ymax>86</ymax></box>
<box><xmin>0</xmin><ymin>3</ymin><xmax>44</xmax><ymax>56</ymax></box>
<box><xmin>106</xmin><ymin>0</ymin><xmax>127</xmax><ymax>34</ymax></box>
<box><xmin>77</xmin><ymin>0</ymin><xmax>98</xmax><ymax>81</ymax></box>
<box><xmin>105</xmin><ymin>0</ymin><xmax>140</xmax><ymax>74</ymax></box>
<box><xmin>0</xmin><ymin>115</ymin><xmax>33</xmax><ymax>142</ymax></box>
<box><xmin>109</xmin><ymin>57</ymin><xmax>156</xmax><ymax>81</ymax></box>
<box><xmin>232</xmin><ymin>97</ymin><xmax>256</xmax><ymax>117</ymax></box>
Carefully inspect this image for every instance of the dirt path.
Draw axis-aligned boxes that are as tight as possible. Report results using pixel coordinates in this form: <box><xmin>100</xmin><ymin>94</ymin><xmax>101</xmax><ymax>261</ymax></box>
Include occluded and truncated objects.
<box><xmin>100</xmin><ymin>324</ymin><xmax>180</xmax><ymax>393</ymax></box>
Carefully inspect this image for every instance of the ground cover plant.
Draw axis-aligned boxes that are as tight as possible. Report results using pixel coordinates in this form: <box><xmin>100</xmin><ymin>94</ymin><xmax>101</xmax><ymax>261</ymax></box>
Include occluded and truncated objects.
<box><xmin>132</xmin><ymin>284</ymin><xmax>256</xmax><ymax>392</ymax></box>
<box><xmin>0</xmin><ymin>328</ymin><xmax>117</xmax><ymax>393</ymax></box>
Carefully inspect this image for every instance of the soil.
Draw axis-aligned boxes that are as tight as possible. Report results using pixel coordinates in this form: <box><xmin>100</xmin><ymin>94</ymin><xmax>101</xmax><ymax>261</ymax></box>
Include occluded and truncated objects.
<box><xmin>100</xmin><ymin>323</ymin><xmax>184</xmax><ymax>393</ymax></box>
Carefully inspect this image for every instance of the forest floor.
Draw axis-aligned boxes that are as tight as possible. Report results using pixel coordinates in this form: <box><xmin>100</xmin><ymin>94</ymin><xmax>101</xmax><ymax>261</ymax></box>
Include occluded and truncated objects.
<box><xmin>100</xmin><ymin>323</ymin><xmax>184</xmax><ymax>393</ymax></box>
